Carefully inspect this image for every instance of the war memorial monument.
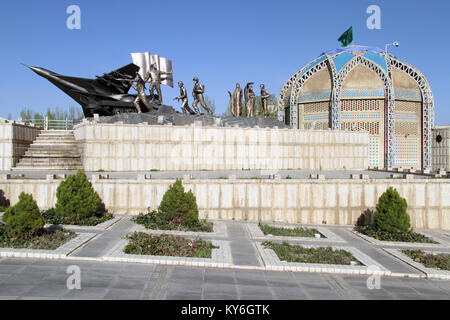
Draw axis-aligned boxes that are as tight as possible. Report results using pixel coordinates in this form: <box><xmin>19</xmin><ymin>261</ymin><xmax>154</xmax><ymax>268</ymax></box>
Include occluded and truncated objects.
<box><xmin>0</xmin><ymin>42</ymin><xmax>450</xmax><ymax>302</ymax></box>
<box><xmin>0</xmin><ymin>47</ymin><xmax>449</xmax><ymax>228</ymax></box>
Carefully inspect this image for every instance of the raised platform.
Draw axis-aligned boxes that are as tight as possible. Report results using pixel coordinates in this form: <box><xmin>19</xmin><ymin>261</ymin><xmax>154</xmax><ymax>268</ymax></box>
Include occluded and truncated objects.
<box><xmin>74</xmin><ymin>117</ymin><xmax>369</xmax><ymax>171</ymax></box>
<box><xmin>89</xmin><ymin>105</ymin><xmax>288</xmax><ymax>129</ymax></box>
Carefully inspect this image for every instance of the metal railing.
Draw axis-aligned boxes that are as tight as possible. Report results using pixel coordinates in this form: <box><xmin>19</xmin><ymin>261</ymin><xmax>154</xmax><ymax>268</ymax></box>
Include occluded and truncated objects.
<box><xmin>18</xmin><ymin>117</ymin><xmax>75</xmax><ymax>130</ymax></box>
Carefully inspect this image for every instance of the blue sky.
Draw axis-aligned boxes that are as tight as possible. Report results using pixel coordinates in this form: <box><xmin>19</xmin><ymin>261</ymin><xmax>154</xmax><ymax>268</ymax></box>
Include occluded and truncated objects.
<box><xmin>0</xmin><ymin>0</ymin><xmax>449</xmax><ymax>124</ymax></box>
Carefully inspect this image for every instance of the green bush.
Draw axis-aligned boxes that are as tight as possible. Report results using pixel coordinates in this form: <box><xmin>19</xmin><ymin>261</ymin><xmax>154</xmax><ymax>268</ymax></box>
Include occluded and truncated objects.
<box><xmin>133</xmin><ymin>179</ymin><xmax>213</xmax><ymax>232</ymax></box>
<box><xmin>374</xmin><ymin>187</ymin><xmax>410</xmax><ymax>233</ymax></box>
<box><xmin>2</xmin><ymin>193</ymin><xmax>44</xmax><ymax>237</ymax></box>
<box><xmin>55</xmin><ymin>170</ymin><xmax>100</xmax><ymax>222</ymax></box>
<box><xmin>158</xmin><ymin>179</ymin><xmax>199</xmax><ymax>227</ymax></box>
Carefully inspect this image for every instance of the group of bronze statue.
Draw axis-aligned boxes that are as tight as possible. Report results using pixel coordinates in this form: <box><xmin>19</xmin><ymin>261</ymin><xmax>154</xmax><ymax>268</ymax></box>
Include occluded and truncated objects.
<box><xmin>128</xmin><ymin>63</ymin><xmax>173</xmax><ymax>113</ymax></box>
<box><xmin>128</xmin><ymin>68</ymin><xmax>212</xmax><ymax>115</ymax></box>
<box><xmin>128</xmin><ymin>65</ymin><xmax>269</xmax><ymax>117</ymax></box>
<box><xmin>174</xmin><ymin>78</ymin><xmax>212</xmax><ymax>115</ymax></box>
<box><xmin>228</xmin><ymin>83</ymin><xmax>271</xmax><ymax>118</ymax></box>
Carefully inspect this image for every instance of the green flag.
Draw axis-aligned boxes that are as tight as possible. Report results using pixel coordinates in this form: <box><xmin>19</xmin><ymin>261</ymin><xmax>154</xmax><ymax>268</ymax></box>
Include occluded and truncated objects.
<box><xmin>338</xmin><ymin>26</ymin><xmax>353</xmax><ymax>47</ymax></box>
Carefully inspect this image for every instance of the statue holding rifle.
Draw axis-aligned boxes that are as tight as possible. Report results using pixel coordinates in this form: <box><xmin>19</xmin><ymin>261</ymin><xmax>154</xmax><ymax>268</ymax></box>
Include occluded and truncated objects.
<box><xmin>127</xmin><ymin>71</ymin><xmax>154</xmax><ymax>113</ymax></box>
<box><xmin>174</xmin><ymin>81</ymin><xmax>195</xmax><ymax>114</ymax></box>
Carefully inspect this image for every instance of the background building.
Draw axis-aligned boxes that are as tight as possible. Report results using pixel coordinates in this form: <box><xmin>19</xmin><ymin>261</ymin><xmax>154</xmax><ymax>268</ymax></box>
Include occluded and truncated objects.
<box><xmin>278</xmin><ymin>45</ymin><xmax>434</xmax><ymax>170</ymax></box>
<box><xmin>432</xmin><ymin>126</ymin><xmax>450</xmax><ymax>171</ymax></box>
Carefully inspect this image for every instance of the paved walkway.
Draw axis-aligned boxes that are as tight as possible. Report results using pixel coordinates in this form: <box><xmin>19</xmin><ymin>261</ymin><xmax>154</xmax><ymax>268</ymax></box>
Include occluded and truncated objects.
<box><xmin>0</xmin><ymin>217</ymin><xmax>450</xmax><ymax>299</ymax></box>
<box><xmin>0</xmin><ymin>258</ymin><xmax>449</xmax><ymax>300</ymax></box>
<box><xmin>227</xmin><ymin>223</ymin><xmax>262</xmax><ymax>267</ymax></box>
<box><xmin>329</xmin><ymin>227</ymin><xmax>421</xmax><ymax>274</ymax></box>
<box><xmin>71</xmin><ymin>218</ymin><xmax>134</xmax><ymax>258</ymax></box>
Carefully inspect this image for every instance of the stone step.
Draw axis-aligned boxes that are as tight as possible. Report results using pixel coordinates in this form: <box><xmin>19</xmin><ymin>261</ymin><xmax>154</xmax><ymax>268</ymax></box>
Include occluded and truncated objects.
<box><xmin>23</xmin><ymin>152</ymin><xmax>82</xmax><ymax>157</ymax></box>
<box><xmin>12</xmin><ymin>165</ymin><xmax>83</xmax><ymax>171</ymax></box>
<box><xmin>17</xmin><ymin>157</ymin><xmax>82</xmax><ymax>164</ymax></box>
<box><xmin>14</xmin><ymin>129</ymin><xmax>83</xmax><ymax>171</ymax></box>
<box><xmin>36</xmin><ymin>131</ymin><xmax>74</xmax><ymax>135</ymax></box>
<box><xmin>34</xmin><ymin>137</ymin><xmax>76</xmax><ymax>142</ymax></box>
<box><xmin>28</xmin><ymin>145</ymin><xmax>79</xmax><ymax>150</ymax></box>
<box><xmin>39</xmin><ymin>130</ymin><xmax>74</xmax><ymax>134</ymax></box>
<box><xmin>15</xmin><ymin>161</ymin><xmax>83</xmax><ymax>168</ymax></box>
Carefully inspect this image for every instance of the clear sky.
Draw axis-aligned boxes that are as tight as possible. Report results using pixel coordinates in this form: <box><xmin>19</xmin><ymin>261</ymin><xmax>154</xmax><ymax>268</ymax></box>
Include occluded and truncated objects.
<box><xmin>0</xmin><ymin>0</ymin><xmax>449</xmax><ymax>124</ymax></box>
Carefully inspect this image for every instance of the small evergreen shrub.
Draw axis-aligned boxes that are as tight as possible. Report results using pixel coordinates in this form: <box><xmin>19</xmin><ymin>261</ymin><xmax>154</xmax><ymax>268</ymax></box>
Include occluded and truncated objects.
<box><xmin>134</xmin><ymin>179</ymin><xmax>212</xmax><ymax>232</ymax></box>
<box><xmin>374</xmin><ymin>187</ymin><xmax>410</xmax><ymax>233</ymax></box>
<box><xmin>2</xmin><ymin>192</ymin><xmax>44</xmax><ymax>237</ymax></box>
<box><xmin>158</xmin><ymin>179</ymin><xmax>198</xmax><ymax>223</ymax></box>
<box><xmin>54</xmin><ymin>170</ymin><xmax>101</xmax><ymax>223</ymax></box>
<box><xmin>0</xmin><ymin>189</ymin><xmax>9</xmax><ymax>212</ymax></box>
<box><xmin>157</xmin><ymin>179</ymin><xmax>199</xmax><ymax>225</ymax></box>
<box><xmin>354</xmin><ymin>187</ymin><xmax>436</xmax><ymax>243</ymax></box>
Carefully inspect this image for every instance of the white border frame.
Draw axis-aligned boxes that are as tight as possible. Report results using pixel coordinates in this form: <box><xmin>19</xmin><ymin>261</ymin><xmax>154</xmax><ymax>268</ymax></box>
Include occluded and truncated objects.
<box><xmin>102</xmin><ymin>237</ymin><xmax>233</xmax><ymax>268</ymax></box>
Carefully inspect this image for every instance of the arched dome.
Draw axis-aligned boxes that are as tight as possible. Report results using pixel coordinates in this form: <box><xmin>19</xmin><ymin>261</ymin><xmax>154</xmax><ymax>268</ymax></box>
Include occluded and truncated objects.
<box><xmin>278</xmin><ymin>45</ymin><xmax>434</xmax><ymax>170</ymax></box>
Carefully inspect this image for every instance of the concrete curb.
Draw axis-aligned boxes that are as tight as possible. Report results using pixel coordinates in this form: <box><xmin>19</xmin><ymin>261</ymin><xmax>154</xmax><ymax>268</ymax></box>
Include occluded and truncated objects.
<box><xmin>102</xmin><ymin>238</ymin><xmax>233</xmax><ymax>269</ymax></box>
<box><xmin>45</xmin><ymin>216</ymin><xmax>123</xmax><ymax>232</ymax></box>
<box><xmin>384</xmin><ymin>248</ymin><xmax>450</xmax><ymax>280</ymax></box>
<box><xmin>349</xmin><ymin>228</ymin><xmax>448</xmax><ymax>248</ymax></box>
<box><xmin>246</xmin><ymin>223</ymin><xmax>346</xmax><ymax>243</ymax></box>
<box><xmin>129</xmin><ymin>220</ymin><xmax>228</xmax><ymax>238</ymax></box>
<box><xmin>0</xmin><ymin>232</ymin><xmax>97</xmax><ymax>260</ymax></box>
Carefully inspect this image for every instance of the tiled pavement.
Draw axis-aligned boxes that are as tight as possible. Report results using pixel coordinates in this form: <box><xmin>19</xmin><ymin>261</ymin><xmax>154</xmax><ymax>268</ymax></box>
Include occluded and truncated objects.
<box><xmin>0</xmin><ymin>216</ymin><xmax>449</xmax><ymax>299</ymax></box>
<box><xmin>0</xmin><ymin>258</ymin><xmax>449</xmax><ymax>300</ymax></box>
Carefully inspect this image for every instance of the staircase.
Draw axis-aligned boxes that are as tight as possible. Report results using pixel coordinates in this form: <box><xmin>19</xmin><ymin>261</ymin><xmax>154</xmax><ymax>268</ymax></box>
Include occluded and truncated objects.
<box><xmin>13</xmin><ymin>130</ymin><xmax>83</xmax><ymax>171</ymax></box>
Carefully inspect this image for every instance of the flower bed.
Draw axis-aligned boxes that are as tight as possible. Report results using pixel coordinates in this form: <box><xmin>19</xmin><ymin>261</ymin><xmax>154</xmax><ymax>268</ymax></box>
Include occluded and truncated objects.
<box><xmin>124</xmin><ymin>232</ymin><xmax>217</xmax><ymax>258</ymax></box>
<box><xmin>42</xmin><ymin>208</ymin><xmax>114</xmax><ymax>227</ymax></box>
<box><xmin>0</xmin><ymin>224</ymin><xmax>76</xmax><ymax>250</ymax></box>
<box><xmin>133</xmin><ymin>212</ymin><xmax>213</xmax><ymax>232</ymax></box>
<box><xmin>262</xmin><ymin>241</ymin><xmax>362</xmax><ymax>265</ymax></box>
<box><xmin>355</xmin><ymin>225</ymin><xmax>437</xmax><ymax>244</ymax></box>
<box><xmin>258</xmin><ymin>223</ymin><xmax>323</xmax><ymax>238</ymax></box>
<box><xmin>402</xmin><ymin>250</ymin><xmax>450</xmax><ymax>271</ymax></box>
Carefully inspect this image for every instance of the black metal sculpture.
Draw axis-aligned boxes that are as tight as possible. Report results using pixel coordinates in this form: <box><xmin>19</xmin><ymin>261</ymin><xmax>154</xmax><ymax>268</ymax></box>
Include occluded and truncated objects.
<box><xmin>26</xmin><ymin>64</ymin><xmax>159</xmax><ymax>117</ymax></box>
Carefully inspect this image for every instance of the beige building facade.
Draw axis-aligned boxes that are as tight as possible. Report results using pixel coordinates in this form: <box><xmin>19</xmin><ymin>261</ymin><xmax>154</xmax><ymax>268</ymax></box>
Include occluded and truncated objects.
<box><xmin>432</xmin><ymin>125</ymin><xmax>450</xmax><ymax>170</ymax></box>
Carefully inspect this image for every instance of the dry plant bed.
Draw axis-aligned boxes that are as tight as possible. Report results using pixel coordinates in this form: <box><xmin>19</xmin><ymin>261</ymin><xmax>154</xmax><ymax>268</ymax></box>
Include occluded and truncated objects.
<box><xmin>133</xmin><ymin>212</ymin><xmax>213</xmax><ymax>232</ymax></box>
<box><xmin>402</xmin><ymin>250</ymin><xmax>450</xmax><ymax>271</ymax></box>
<box><xmin>42</xmin><ymin>209</ymin><xmax>114</xmax><ymax>226</ymax></box>
<box><xmin>124</xmin><ymin>232</ymin><xmax>217</xmax><ymax>258</ymax></box>
<box><xmin>355</xmin><ymin>226</ymin><xmax>437</xmax><ymax>244</ymax></box>
<box><xmin>259</xmin><ymin>223</ymin><xmax>323</xmax><ymax>238</ymax></box>
<box><xmin>0</xmin><ymin>225</ymin><xmax>76</xmax><ymax>250</ymax></box>
<box><xmin>263</xmin><ymin>241</ymin><xmax>362</xmax><ymax>265</ymax></box>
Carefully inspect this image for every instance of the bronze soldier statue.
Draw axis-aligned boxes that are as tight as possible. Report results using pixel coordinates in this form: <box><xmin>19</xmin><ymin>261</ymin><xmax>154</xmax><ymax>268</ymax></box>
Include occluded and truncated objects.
<box><xmin>260</xmin><ymin>84</ymin><xmax>271</xmax><ymax>117</ymax></box>
<box><xmin>174</xmin><ymin>81</ymin><xmax>195</xmax><ymax>115</ymax></box>
<box><xmin>148</xmin><ymin>63</ymin><xmax>173</xmax><ymax>104</ymax></box>
<box><xmin>192</xmin><ymin>77</ymin><xmax>212</xmax><ymax>115</ymax></box>
<box><xmin>244</xmin><ymin>83</ymin><xmax>256</xmax><ymax>118</ymax></box>
<box><xmin>130</xmin><ymin>71</ymin><xmax>153</xmax><ymax>113</ymax></box>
